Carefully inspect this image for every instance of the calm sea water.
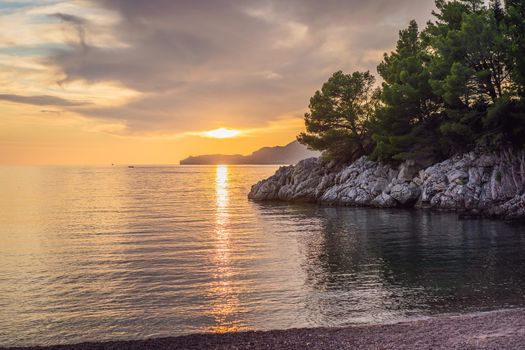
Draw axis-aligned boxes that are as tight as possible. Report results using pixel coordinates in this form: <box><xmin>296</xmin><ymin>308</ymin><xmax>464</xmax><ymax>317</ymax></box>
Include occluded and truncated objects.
<box><xmin>1</xmin><ymin>165</ymin><xmax>525</xmax><ymax>347</ymax></box>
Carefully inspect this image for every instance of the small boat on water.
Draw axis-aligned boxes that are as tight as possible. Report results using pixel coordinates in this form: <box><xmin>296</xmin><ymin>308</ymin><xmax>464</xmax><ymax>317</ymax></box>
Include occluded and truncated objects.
<box><xmin>128</xmin><ymin>165</ymin><xmax>135</xmax><ymax>168</ymax></box>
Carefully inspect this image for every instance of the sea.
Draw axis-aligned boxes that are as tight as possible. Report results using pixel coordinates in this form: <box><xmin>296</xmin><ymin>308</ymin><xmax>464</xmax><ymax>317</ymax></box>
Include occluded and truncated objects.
<box><xmin>1</xmin><ymin>165</ymin><xmax>524</xmax><ymax>347</ymax></box>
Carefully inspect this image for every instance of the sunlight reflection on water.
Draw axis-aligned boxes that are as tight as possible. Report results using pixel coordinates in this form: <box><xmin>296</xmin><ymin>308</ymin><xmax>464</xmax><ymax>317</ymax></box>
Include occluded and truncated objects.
<box><xmin>209</xmin><ymin>165</ymin><xmax>243</xmax><ymax>333</ymax></box>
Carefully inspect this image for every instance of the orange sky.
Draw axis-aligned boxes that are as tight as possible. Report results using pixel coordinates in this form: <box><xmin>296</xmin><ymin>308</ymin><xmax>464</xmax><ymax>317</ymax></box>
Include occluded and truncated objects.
<box><xmin>0</xmin><ymin>108</ymin><xmax>303</xmax><ymax>165</ymax></box>
<box><xmin>0</xmin><ymin>0</ymin><xmax>435</xmax><ymax>165</ymax></box>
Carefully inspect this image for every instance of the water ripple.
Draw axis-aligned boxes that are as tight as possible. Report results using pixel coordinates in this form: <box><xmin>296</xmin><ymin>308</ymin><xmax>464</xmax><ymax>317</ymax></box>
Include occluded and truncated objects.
<box><xmin>1</xmin><ymin>165</ymin><xmax>525</xmax><ymax>347</ymax></box>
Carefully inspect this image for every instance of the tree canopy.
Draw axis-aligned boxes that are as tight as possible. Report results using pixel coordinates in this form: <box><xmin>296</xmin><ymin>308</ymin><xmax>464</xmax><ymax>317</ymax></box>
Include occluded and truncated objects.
<box><xmin>372</xmin><ymin>20</ymin><xmax>443</xmax><ymax>164</ymax></box>
<box><xmin>298</xmin><ymin>0</ymin><xmax>525</xmax><ymax>165</ymax></box>
<box><xmin>297</xmin><ymin>71</ymin><xmax>379</xmax><ymax>162</ymax></box>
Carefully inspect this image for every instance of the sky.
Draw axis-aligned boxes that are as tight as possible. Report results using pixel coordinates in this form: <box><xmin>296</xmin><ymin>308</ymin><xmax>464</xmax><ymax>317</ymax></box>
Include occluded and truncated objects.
<box><xmin>0</xmin><ymin>0</ymin><xmax>436</xmax><ymax>165</ymax></box>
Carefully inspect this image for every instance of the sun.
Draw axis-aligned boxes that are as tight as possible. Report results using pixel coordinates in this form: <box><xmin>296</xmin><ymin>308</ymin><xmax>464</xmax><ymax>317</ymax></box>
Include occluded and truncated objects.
<box><xmin>203</xmin><ymin>128</ymin><xmax>241</xmax><ymax>139</ymax></box>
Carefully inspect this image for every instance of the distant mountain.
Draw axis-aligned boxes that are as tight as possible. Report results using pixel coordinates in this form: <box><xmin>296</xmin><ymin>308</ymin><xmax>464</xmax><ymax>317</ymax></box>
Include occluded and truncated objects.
<box><xmin>180</xmin><ymin>141</ymin><xmax>320</xmax><ymax>165</ymax></box>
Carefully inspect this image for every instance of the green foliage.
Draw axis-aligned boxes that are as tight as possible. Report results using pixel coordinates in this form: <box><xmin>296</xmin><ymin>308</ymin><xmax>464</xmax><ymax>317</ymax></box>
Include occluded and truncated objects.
<box><xmin>371</xmin><ymin>20</ymin><xmax>444</xmax><ymax>164</ymax></box>
<box><xmin>297</xmin><ymin>71</ymin><xmax>379</xmax><ymax>162</ymax></box>
<box><xmin>492</xmin><ymin>0</ymin><xmax>505</xmax><ymax>23</ymax></box>
<box><xmin>505</xmin><ymin>0</ymin><xmax>525</xmax><ymax>96</ymax></box>
<box><xmin>483</xmin><ymin>97</ymin><xmax>525</xmax><ymax>147</ymax></box>
<box><xmin>429</xmin><ymin>7</ymin><xmax>510</xmax><ymax>107</ymax></box>
<box><xmin>298</xmin><ymin>0</ymin><xmax>525</xmax><ymax>164</ymax></box>
<box><xmin>426</xmin><ymin>0</ymin><xmax>519</xmax><ymax>152</ymax></box>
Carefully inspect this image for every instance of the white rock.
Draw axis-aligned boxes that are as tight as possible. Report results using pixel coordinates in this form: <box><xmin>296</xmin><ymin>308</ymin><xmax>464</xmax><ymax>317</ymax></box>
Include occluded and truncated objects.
<box><xmin>248</xmin><ymin>149</ymin><xmax>525</xmax><ymax>219</ymax></box>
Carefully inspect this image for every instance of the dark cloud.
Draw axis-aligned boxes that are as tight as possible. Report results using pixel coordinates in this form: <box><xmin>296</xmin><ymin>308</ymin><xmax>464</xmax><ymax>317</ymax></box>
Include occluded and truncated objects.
<box><xmin>46</xmin><ymin>0</ymin><xmax>436</xmax><ymax>134</ymax></box>
<box><xmin>49</xmin><ymin>12</ymin><xmax>89</xmax><ymax>50</ymax></box>
<box><xmin>40</xmin><ymin>110</ymin><xmax>62</xmax><ymax>115</ymax></box>
<box><xmin>0</xmin><ymin>94</ymin><xmax>91</xmax><ymax>107</ymax></box>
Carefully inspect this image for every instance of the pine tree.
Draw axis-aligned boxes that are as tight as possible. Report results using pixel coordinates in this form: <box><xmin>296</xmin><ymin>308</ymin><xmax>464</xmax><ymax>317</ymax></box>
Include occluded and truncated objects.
<box><xmin>297</xmin><ymin>71</ymin><xmax>380</xmax><ymax>162</ymax></box>
<box><xmin>492</xmin><ymin>0</ymin><xmax>505</xmax><ymax>23</ymax></box>
<box><xmin>461</xmin><ymin>0</ymin><xmax>485</xmax><ymax>12</ymax></box>
<box><xmin>427</xmin><ymin>0</ymin><xmax>512</xmax><ymax>151</ymax></box>
<box><xmin>371</xmin><ymin>20</ymin><xmax>443</xmax><ymax>164</ymax></box>
<box><xmin>505</xmin><ymin>0</ymin><xmax>525</xmax><ymax>96</ymax></box>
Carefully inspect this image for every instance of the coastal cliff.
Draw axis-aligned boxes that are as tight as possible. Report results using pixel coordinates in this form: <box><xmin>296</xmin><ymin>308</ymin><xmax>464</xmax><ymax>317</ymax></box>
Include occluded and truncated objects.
<box><xmin>248</xmin><ymin>150</ymin><xmax>525</xmax><ymax>220</ymax></box>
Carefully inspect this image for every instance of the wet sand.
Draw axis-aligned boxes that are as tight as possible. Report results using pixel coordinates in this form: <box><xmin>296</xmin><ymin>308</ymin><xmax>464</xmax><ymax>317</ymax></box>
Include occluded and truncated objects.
<box><xmin>5</xmin><ymin>308</ymin><xmax>525</xmax><ymax>350</ymax></box>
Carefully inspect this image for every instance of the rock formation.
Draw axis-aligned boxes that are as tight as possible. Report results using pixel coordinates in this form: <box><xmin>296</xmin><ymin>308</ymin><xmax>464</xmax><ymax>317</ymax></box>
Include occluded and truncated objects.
<box><xmin>248</xmin><ymin>149</ymin><xmax>525</xmax><ymax>220</ymax></box>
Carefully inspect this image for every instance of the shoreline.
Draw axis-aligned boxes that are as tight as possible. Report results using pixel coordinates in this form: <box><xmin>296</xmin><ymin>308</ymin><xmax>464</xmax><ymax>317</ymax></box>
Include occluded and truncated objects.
<box><xmin>248</xmin><ymin>151</ymin><xmax>525</xmax><ymax>221</ymax></box>
<box><xmin>5</xmin><ymin>308</ymin><xmax>525</xmax><ymax>350</ymax></box>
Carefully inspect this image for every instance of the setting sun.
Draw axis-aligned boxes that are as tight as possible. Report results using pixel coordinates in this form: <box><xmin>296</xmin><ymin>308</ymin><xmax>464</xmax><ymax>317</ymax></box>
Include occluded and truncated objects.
<box><xmin>204</xmin><ymin>128</ymin><xmax>241</xmax><ymax>139</ymax></box>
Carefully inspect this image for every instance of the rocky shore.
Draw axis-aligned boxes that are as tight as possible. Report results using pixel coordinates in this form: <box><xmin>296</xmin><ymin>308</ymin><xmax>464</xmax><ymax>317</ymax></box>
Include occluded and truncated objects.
<box><xmin>5</xmin><ymin>309</ymin><xmax>525</xmax><ymax>350</ymax></box>
<box><xmin>249</xmin><ymin>149</ymin><xmax>525</xmax><ymax>220</ymax></box>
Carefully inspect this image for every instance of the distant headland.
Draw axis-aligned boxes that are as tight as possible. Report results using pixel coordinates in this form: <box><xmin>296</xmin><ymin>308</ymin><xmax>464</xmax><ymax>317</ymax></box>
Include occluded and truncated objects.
<box><xmin>179</xmin><ymin>141</ymin><xmax>320</xmax><ymax>165</ymax></box>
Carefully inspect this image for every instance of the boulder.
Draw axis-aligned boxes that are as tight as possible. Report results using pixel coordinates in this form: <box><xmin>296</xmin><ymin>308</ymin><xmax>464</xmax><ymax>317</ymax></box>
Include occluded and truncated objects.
<box><xmin>390</xmin><ymin>182</ymin><xmax>422</xmax><ymax>206</ymax></box>
<box><xmin>371</xmin><ymin>193</ymin><xmax>397</xmax><ymax>208</ymax></box>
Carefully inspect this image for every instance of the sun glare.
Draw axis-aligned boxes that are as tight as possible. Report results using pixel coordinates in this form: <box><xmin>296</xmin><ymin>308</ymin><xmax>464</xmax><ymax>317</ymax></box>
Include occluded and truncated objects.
<box><xmin>204</xmin><ymin>128</ymin><xmax>241</xmax><ymax>139</ymax></box>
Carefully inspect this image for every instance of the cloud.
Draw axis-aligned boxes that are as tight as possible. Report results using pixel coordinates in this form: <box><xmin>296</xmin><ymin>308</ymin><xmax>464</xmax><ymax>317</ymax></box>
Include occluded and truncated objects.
<box><xmin>49</xmin><ymin>12</ymin><xmax>88</xmax><ymax>50</ymax></box>
<box><xmin>0</xmin><ymin>94</ymin><xmax>91</xmax><ymax>106</ymax></box>
<box><xmin>5</xmin><ymin>0</ymin><xmax>437</xmax><ymax>135</ymax></box>
<box><xmin>40</xmin><ymin>109</ymin><xmax>62</xmax><ymax>114</ymax></box>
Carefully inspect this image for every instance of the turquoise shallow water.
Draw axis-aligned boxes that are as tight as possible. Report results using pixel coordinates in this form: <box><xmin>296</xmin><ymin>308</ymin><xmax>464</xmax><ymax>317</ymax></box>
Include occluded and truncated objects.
<box><xmin>1</xmin><ymin>165</ymin><xmax>524</xmax><ymax>347</ymax></box>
